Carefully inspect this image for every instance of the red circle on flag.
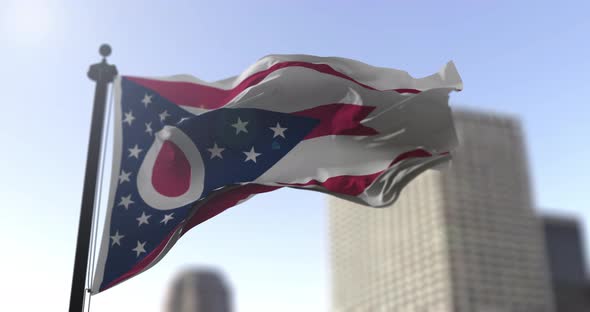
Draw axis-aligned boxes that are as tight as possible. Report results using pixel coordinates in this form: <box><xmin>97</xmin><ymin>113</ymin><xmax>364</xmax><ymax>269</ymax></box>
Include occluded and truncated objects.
<box><xmin>151</xmin><ymin>140</ymin><xmax>191</xmax><ymax>197</ymax></box>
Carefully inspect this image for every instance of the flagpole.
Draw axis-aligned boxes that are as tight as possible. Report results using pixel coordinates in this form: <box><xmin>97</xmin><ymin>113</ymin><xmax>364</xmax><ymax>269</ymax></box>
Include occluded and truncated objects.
<box><xmin>69</xmin><ymin>44</ymin><xmax>118</xmax><ymax>312</ymax></box>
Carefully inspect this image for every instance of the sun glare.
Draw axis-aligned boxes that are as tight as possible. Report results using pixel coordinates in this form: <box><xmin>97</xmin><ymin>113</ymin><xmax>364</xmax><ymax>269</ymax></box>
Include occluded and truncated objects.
<box><xmin>0</xmin><ymin>1</ymin><xmax>61</xmax><ymax>45</ymax></box>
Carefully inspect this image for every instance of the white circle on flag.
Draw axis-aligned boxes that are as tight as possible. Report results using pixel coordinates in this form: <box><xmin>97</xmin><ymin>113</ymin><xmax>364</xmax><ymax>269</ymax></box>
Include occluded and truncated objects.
<box><xmin>137</xmin><ymin>125</ymin><xmax>205</xmax><ymax>210</ymax></box>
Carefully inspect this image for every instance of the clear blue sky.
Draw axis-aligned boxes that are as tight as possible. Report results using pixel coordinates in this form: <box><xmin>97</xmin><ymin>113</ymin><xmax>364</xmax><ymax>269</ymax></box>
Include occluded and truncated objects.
<box><xmin>1</xmin><ymin>0</ymin><xmax>588</xmax><ymax>311</ymax></box>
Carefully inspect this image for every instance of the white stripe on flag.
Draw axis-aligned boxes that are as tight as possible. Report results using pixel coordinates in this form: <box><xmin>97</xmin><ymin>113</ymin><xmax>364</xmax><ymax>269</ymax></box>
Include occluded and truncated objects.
<box><xmin>136</xmin><ymin>55</ymin><xmax>462</xmax><ymax>92</ymax></box>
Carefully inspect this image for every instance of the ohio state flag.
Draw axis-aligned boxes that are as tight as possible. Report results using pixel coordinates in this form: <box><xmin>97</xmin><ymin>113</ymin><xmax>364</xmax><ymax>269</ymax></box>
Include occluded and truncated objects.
<box><xmin>92</xmin><ymin>54</ymin><xmax>462</xmax><ymax>293</ymax></box>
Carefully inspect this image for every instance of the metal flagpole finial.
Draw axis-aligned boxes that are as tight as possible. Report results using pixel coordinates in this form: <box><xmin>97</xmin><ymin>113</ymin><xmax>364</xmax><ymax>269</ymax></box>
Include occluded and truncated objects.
<box><xmin>99</xmin><ymin>44</ymin><xmax>112</xmax><ymax>58</ymax></box>
<box><xmin>88</xmin><ymin>44</ymin><xmax>118</xmax><ymax>83</ymax></box>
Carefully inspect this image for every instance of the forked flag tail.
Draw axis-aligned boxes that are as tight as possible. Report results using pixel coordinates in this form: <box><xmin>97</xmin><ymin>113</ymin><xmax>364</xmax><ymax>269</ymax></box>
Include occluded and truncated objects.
<box><xmin>91</xmin><ymin>54</ymin><xmax>462</xmax><ymax>294</ymax></box>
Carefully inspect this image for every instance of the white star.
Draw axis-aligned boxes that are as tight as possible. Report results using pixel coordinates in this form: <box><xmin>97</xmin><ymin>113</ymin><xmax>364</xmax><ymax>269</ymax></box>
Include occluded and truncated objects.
<box><xmin>269</xmin><ymin>122</ymin><xmax>287</xmax><ymax>138</ymax></box>
<box><xmin>145</xmin><ymin>122</ymin><xmax>153</xmax><ymax>136</ymax></box>
<box><xmin>207</xmin><ymin>143</ymin><xmax>225</xmax><ymax>159</ymax></box>
<box><xmin>123</xmin><ymin>111</ymin><xmax>135</xmax><ymax>126</ymax></box>
<box><xmin>118</xmin><ymin>194</ymin><xmax>134</xmax><ymax>209</ymax></box>
<box><xmin>159</xmin><ymin>110</ymin><xmax>171</xmax><ymax>122</ymax></box>
<box><xmin>128</xmin><ymin>144</ymin><xmax>142</xmax><ymax>158</ymax></box>
<box><xmin>110</xmin><ymin>230</ymin><xmax>124</xmax><ymax>246</ymax></box>
<box><xmin>118</xmin><ymin>170</ymin><xmax>131</xmax><ymax>184</ymax></box>
<box><xmin>136</xmin><ymin>212</ymin><xmax>151</xmax><ymax>227</ymax></box>
<box><xmin>243</xmin><ymin>146</ymin><xmax>261</xmax><ymax>163</ymax></box>
<box><xmin>161</xmin><ymin>213</ymin><xmax>174</xmax><ymax>225</ymax></box>
<box><xmin>141</xmin><ymin>94</ymin><xmax>152</xmax><ymax>107</ymax></box>
<box><xmin>231</xmin><ymin>117</ymin><xmax>249</xmax><ymax>134</ymax></box>
<box><xmin>132</xmin><ymin>241</ymin><xmax>147</xmax><ymax>257</ymax></box>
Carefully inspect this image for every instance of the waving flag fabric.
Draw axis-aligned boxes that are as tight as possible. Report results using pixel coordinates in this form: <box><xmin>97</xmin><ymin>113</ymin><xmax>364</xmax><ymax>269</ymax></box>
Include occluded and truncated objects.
<box><xmin>92</xmin><ymin>55</ymin><xmax>463</xmax><ymax>293</ymax></box>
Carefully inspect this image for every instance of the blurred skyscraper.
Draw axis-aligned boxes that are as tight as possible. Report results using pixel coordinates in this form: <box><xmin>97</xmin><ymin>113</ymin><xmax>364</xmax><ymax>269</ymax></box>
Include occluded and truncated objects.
<box><xmin>329</xmin><ymin>109</ymin><xmax>555</xmax><ymax>311</ymax></box>
<box><xmin>165</xmin><ymin>268</ymin><xmax>232</xmax><ymax>312</ymax></box>
<box><xmin>543</xmin><ymin>215</ymin><xmax>590</xmax><ymax>311</ymax></box>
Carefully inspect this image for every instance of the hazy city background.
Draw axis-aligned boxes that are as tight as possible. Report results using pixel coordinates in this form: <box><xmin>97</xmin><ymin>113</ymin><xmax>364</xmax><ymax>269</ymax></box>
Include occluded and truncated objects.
<box><xmin>161</xmin><ymin>109</ymin><xmax>590</xmax><ymax>311</ymax></box>
<box><xmin>1</xmin><ymin>0</ymin><xmax>589</xmax><ymax>311</ymax></box>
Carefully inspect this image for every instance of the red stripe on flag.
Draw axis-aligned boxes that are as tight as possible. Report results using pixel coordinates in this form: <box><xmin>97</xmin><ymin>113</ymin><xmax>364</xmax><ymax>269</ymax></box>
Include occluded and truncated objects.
<box><xmin>279</xmin><ymin>149</ymin><xmax>435</xmax><ymax>196</ymax></box>
<box><xmin>125</xmin><ymin>62</ymin><xmax>421</xmax><ymax>109</ymax></box>
<box><xmin>184</xmin><ymin>184</ymin><xmax>281</xmax><ymax>231</ymax></box>
<box><xmin>293</xmin><ymin>104</ymin><xmax>378</xmax><ymax>139</ymax></box>
<box><xmin>392</xmin><ymin>88</ymin><xmax>421</xmax><ymax>94</ymax></box>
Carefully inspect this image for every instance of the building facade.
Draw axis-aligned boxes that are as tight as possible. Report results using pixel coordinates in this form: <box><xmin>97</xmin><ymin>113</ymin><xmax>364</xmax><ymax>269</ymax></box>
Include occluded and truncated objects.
<box><xmin>329</xmin><ymin>109</ymin><xmax>555</xmax><ymax>311</ymax></box>
<box><xmin>543</xmin><ymin>216</ymin><xmax>590</xmax><ymax>311</ymax></box>
<box><xmin>165</xmin><ymin>268</ymin><xmax>232</xmax><ymax>312</ymax></box>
